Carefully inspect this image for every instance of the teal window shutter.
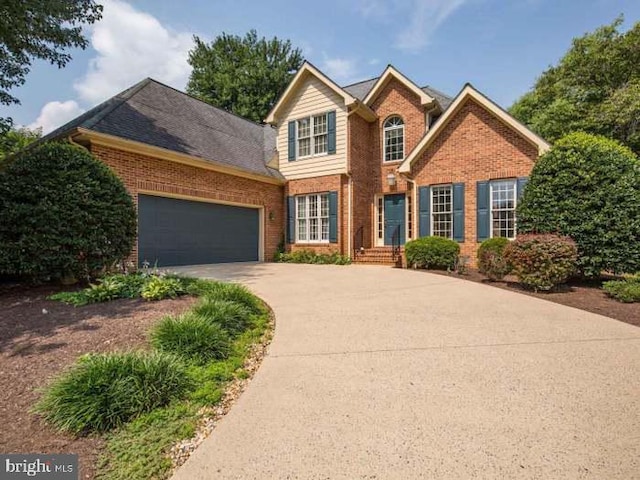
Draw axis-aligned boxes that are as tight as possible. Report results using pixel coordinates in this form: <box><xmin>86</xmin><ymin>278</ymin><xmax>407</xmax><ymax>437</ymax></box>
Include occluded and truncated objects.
<box><xmin>452</xmin><ymin>183</ymin><xmax>465</xmax><ymax>242</ymax></box>
<box><xmin>418</xmin><ymin>186</ymin><xmax>430</xmax><ymax>237</ymax></box>
<box><xmin>288</xmin><ymin>121</ymin><xmax>296</xmax><ymax>161</ymax></box>
<box><xmin>327</xmin><ymin>111</ymin><xmax>336</xmax><ymax>154</ymax></box>
<box><xmin>476</xmin><ymin>181</ymin><xmax>490</xmax><ymax>241</ymax></box>
<box><xmin>517</xmin><ymin>177</ymin><xmax>528</xmax><ymax>201</ymax></box>
<box><xmin>329</xmin><ymin>191</ymin><xmax>338</xmax><ymax>243</ymax></box>
<box><xmin>287</xmin><ymin>196</ymin><xmax>295</xmax><ymax>243</ymax></box>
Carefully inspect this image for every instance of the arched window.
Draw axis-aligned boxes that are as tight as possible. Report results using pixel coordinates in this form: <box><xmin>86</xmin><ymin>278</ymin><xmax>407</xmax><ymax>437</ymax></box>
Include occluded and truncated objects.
<box><xmin>383</xmin><ymin>116</ymin><xmax>404</xmax><ymax>162</ymax></box>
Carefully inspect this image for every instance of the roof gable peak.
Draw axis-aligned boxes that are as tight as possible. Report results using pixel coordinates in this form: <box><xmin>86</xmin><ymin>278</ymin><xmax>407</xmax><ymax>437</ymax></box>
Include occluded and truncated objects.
<box><xmin>363</xmin><ymin>65</ymin><xmax>435</xmax><ymax>107</ymax></box>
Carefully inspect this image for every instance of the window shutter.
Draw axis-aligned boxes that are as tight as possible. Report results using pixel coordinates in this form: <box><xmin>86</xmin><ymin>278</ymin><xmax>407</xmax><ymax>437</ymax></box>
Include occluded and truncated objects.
<box><xmin>327</xmin><ymin>111</ymin><xmax>336</xmax><ymax>154</ymax></box>
<box><xmin>418</xmin><ymin>186</ymin><xmax>430</xmax><ymax>237</ymax></box>
<box><xmin>476</xmin><ymin>181</ymin><xmax>490</xmax><ymax>241</ymax></box>
<box><xmin>517</xmin><ymin>177</ymin><xmax>528</xmax><ymax>201</ymax></box>
<box><xmin>287</xmin><ymin>196</ymin><xmax>295</xmax><ymax>243</ymax></box>
<box><xmin>288</xmin><ymin>121</ymin><xmax>296</xmax><ymax>161</ymax></box>
<box><xmin>329</xmin><ymin>191</ymin><xmax>338</xmax><ymax>243</ymax></box>
<box><xmin>452</xmin><ymin>183</ymin><xmax>465</xmax><ymax>242</ymax></box>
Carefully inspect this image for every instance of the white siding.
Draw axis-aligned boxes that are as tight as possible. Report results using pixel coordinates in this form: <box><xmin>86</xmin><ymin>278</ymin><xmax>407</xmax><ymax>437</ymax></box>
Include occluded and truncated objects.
<box><xmin>276</xmin><ymin>76</ymin><xmax>348</xmax><ymax>179</ymax></box>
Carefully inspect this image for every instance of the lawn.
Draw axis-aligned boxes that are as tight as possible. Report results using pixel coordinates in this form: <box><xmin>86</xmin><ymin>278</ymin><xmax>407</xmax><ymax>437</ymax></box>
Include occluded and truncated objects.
<box><xmin>0</xmin><ymin>277</ymin><xmax>273</xmax><ymax>480</ymax></box>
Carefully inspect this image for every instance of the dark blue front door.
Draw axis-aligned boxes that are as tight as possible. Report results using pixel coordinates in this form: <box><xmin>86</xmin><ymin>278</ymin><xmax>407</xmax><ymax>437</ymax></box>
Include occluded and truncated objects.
<box><xmin>383</xmin><ymin>194</ymin><xmax>406</xmax><ymax>246</ymax></box>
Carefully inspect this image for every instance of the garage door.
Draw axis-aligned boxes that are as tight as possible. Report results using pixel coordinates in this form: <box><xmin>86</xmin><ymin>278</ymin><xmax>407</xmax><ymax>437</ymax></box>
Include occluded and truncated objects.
<box><xmin>138</xmin><ymin>195</ymin><xmax>260</xmax><ymax>267</ymax></box>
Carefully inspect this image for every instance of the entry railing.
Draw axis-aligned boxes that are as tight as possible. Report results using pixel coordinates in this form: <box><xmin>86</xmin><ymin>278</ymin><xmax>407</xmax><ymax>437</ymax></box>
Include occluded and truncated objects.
<box><xmin>391</xmin><ymin>224</ymin><xmax>402</xmax><ymax>261</ymax></box>
<box><xmin>353</xmin><ymin>226</ymin><xmax>364</xmax><ymax>258</ymax></box>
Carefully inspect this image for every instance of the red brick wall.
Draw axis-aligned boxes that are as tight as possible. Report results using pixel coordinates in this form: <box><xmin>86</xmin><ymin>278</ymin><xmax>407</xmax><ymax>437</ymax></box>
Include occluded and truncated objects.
<box><xmin>284</xmin><ymin>174</ymin><xmax>347</xmax><ymax>255</ymax></box>
<box><xmin>411</xmin><ymin>98</ymin><xmax>539</xmax><ymax>263</ymax></box>
<box><xmin>90</xmin><ymin>144</ymin><xmax>285</xmax><ymax>263</ymax></box>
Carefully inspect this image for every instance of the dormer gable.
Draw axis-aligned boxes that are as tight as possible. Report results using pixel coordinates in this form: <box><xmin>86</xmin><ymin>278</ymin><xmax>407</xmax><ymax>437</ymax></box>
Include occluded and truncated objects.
<box><xmin>363</xmin><ymin>65</ymin><xmax>436</xmax><ymax>108</ymax></box>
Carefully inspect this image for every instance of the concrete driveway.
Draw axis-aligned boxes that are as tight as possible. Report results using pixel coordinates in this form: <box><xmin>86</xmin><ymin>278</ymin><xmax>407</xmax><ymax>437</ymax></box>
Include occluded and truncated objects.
<box><xmin>171</xmin><ymin>263</ymin><xmax>640</xmax><ymax>479</ymax></box>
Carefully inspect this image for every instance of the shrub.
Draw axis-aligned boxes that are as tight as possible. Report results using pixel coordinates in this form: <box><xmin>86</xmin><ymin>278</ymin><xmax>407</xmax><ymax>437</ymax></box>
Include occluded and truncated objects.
<box><xmin>141</xmin><ymin>276</ymin><xmax>185</xmax><ymax>301</ymax></box>
<box><xmin>405</xmin><ymin>236</ymin><xmax>460</xmax><ymax>270</ymax></box>
<box><xmin>192</xmin><ymin>298</ymin><xmax>253</xmax><ymax>336</ymax></box>
<box><xmin>49</xmin><ymin>273</ymin><xmax>169</xmax><ymax>305</ymax></box>
<box><xmin>0</xmin><ymin>142</ymin><xmax>136</xmax><ymax>282</ymax></box>
<box><xmin>503</xmin><ymin>234</ymin><xmax>578</xmax><ymax>291</ymax></box>
<box><xmin>150</xmin><ymin>314</ymin><xmax>231</xmax><ymax>363</ymax></box>
<box><xmin>186</xmin><ymin>280</ymin><xmax>263</xmax><ymax>315</ymax></box>
<box><xmin>477</xmin><ymin>237</ymin><xmax>511</xmax><ymax>281</ymax></box>
<box><xmin>517</xmin><ymin>133</ymin><xmax>640</xmax><ymax>277</ymax></box>
<box><xmin>276</xmin><ymin>249</ymin><xmax>351</xmax><ymax>265</ymax></box>
<box><xmin>34</xmin><ymin>351</ymin><xmax>192</xmax><ymax>434</ymax></box>
<box><xmin>603</xmin><ymin>276</ymin><xmax>640</xmax><ymax>303</ymax></box>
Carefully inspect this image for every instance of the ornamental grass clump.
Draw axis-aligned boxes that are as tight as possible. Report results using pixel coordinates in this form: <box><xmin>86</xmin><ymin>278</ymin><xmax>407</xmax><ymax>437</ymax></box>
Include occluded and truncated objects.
<box><xmin>35</xmin><ymin>351</ymin><xmax>192</xmax><ymax>434</ymax></box>
<box><xmin>150</xmin><ymin>314</ymin><xmax>232</xmax><ymax>363</ymax></box>
<box><xmin>192</xmin><ymin>298</ymin><xmax>253</xmax><ymax>337</ymax></box>
<box><xmin>186</xmin><ymin>280</ymin><xmax>264</xmax><ymax>315</ymax></box>
<box><xmin>503</xmin><ymin>234</ymin><xmax>577</xmax><ymax>291</ymax></box>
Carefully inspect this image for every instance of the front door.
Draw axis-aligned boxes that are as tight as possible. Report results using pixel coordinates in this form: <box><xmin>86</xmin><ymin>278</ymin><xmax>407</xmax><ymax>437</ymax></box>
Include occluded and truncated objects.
<box><xmin>383</xmin><ymin>194</ymin><xmax>406</xmax><ymax>246</ymax></box>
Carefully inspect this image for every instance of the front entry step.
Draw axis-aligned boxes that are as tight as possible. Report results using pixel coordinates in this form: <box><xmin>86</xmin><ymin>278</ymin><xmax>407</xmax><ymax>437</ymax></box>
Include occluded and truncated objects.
<box><xmin>352</xmin><ymin>247</ymin><xmax>404</xmax><ymax>267</ymax></box>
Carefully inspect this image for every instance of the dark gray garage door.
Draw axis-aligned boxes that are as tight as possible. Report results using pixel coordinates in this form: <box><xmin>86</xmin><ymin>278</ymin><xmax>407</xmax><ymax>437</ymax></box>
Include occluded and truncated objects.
<box><xmin>138</xmin><ymin>195</ymin><xmax>259</xmax><ymax>267</ymax></box>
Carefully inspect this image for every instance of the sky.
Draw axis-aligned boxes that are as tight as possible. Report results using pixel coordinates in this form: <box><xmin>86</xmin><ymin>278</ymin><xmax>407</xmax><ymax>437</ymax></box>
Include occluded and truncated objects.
<box><xmin>5</xmin><ymin>0</ymin><xmax>640</xmax><ymax>134</ymax></box>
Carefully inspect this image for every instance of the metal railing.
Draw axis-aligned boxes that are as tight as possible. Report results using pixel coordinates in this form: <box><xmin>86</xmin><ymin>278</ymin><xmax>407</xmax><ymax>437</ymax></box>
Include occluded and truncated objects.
<box><xmin>391</xmin><ymin>224</ymin><xmax>402</xmax><ymax>261</ymax></box>
<box><xmin>353</xmin><ymin>226</ymin><xmax>364</xmax><ymax>258</ymax></box>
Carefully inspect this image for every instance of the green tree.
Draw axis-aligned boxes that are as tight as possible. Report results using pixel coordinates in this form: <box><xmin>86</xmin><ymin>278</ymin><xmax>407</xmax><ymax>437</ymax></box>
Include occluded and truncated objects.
<box><xmin>0</xmin><ymin>126</ymin><xmax>41</xmax><ymax>159</ymax></box>
<box><xmin>187</xmin><ymin>30</ymin><xmax>304</xmax><ymax>123</ymax></box>
<box><xmin>0</xmin><ymin>142</ymin><xmax>136</xmax><ymax>282</ymax></box>
<box><xmin>517</xmin><ymin>132</ymin><xmax>640</xmax><ymax>277</ymax></box>
<box><xmin>0</xmin><ymin>1</ymin><xmax>103</xmax><ymax>132</ymax></box>
<box><xmin>510</xmin><ymin>17</ymin><xmax>640</xmax><ymax>155</ymax></box>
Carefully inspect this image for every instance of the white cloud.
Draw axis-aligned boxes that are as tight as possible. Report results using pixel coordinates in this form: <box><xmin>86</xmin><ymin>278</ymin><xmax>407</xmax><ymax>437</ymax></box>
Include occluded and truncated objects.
<box><xmin>74</xmin><ymin>0</ymin><xmax>194</xmax><ymax>104</ymax></box>
<box><xmin>355</xmin><ymin>0</ymin><xmax>389</xmax><ymax>19</ymax></box>
<box><xmin>395</xmin><ymin>0</ymin><xmax>466</xmax><ymax>53</ymax></box>
<box><xmin>28</xmin><ymin>100</ymin><xmax>85</xmax><ymax>134</ymax></box>
<box><xmin>321</xmin><ymin>56</ymin><xmax>358</xmax><ymax>84</ymax></box>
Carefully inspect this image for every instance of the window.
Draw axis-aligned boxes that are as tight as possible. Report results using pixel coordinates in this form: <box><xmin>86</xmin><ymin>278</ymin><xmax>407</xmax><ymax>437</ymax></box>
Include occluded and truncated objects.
<box><xmin>490</xmin><ymin>180</ymin><xmax>516</xmax><ymax>239</ymax></box>
<box><xmin>431</xmin><ymin>185</ymin><xmax>453</xmax><ymax>238</ymax></box>
<box><xmin>296</xmin><ymin>194</ymin><xmax>329</xmax><ymax>243</ymax></box>
<box><xmin>377</xmin><ymin>197</ymin><xmax>384</xmax><ymax>242</ymax></box>
<box><xmin>297</xmin><ymin>113</ymin><xmax>328</xmax><ymax>158</ymax></box>
<box><xmin>407</xmin><ymin>193</ymin><xmax>413</xmax><ymax>240</ymax></box>
<box><xmin>383</xmin><ymin>116</ymin><xmax>404</xmax><ymax>162</ymax></box>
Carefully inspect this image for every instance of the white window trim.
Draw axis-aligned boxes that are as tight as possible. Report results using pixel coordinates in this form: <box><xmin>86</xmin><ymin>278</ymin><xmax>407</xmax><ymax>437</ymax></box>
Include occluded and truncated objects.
<box><xmin>375</xmin><ymin>195</ymin><xmax>385</xmax><ymax>247</ymax></box>
<box><xmin>430</xmin><ymin>184</ymin><xmax>453</xmax><ymax>240</ymax></box>
<box><xmin>383</xmin><ymin>116</ymin><xmax>405</xmax><ymax>163</ymax></box>
<box><xmin>489</xmin><ymin>179</ymin><xmax>517</xmax><ymax>240</ymax></box>
<box><xmin>297</xmin><ymin>113</ymin><xmax>329</xmax><ymax>160</ymax></box>
<box><xmin>295</xmin><ymin>193</ymin><xmax>330</xmax><ymax>244</ymax></box>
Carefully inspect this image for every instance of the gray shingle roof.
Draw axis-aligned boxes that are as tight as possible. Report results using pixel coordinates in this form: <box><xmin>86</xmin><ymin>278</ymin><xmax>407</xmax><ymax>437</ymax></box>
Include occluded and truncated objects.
<box><xmin>341</xmin><ymin>77</ymin><xmax>453</xmax><ymax>110</ymax></box>
<box><xmin>45</xmin><ymin>78</ymin><xmax>282</xmax><ymax>179</ymax></box>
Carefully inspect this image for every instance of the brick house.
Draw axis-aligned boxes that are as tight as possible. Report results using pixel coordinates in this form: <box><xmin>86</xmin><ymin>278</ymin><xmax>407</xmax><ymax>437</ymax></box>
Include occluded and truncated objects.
<box><xmin>47</xmin><ymin>61</ymin><xmax>548</xmax><ymax>267</ymax></box>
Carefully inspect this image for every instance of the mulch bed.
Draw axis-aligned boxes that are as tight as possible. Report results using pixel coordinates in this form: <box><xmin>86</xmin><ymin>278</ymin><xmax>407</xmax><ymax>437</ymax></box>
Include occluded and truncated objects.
<box><xmin>0</xmin><ymin>283</ymin><xmax>195</xmax><ymax>479</ymax></box>
<box><xmin>426</xmin><ymin>268</ymin><xmax>640</xmax><ymax>327</ymax></box>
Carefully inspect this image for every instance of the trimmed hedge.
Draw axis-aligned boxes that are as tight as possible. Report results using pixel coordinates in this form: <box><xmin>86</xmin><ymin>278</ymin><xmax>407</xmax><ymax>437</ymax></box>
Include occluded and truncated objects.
<box><xmin>517</xmin><ymin>133</ymin><xmax>640</xmax><ymax>277</ymax></box>
<box><xmin>504</xmin><ymin>234</ymin><xmax>577</xmax><ymax>291</ymax></box>
<box><xmin>276</xmin><ymin>249</ymin><xmax>351</xmax><ymax>265</ymax></box>
<box><xmin>0</xmin><ymin>142</ymin><xmax>136</xmax><ymax>282</ymax></box>
<box><xmin>405</xmin><ymin>236</ymin><xmax>460</xmax><ymax>270</ymax></box>
<box><xmin>477</xmin><ymin>237</ymin><xmax>511</xmax><ymax>281</ymax></box>
<box><xmin>34</xmin><ymin>352</ymin><xmax>192</xmax><ymax>434</ymax></box>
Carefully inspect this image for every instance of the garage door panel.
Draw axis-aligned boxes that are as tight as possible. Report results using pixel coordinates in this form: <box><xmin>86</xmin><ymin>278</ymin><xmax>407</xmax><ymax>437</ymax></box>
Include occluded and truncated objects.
<box><xmin>138</xmin><ymin>195</ymin><xmax>259</xmax><ymax>267</ymax></box>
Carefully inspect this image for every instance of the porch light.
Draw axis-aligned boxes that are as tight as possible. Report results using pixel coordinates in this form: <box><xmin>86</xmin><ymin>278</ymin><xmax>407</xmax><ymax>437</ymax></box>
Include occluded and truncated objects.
<box><xmin>387</xmin><ymin>172</ymin><xmax>396</xmax><ymax>186</ymax></box>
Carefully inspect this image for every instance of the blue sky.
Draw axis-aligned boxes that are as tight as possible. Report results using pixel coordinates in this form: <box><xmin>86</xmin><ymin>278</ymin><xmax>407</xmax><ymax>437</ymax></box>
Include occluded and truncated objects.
<box><xmin>5</xmin><ymin>0</ymin><xmax>639</xmax><ymax>133</ymax></box>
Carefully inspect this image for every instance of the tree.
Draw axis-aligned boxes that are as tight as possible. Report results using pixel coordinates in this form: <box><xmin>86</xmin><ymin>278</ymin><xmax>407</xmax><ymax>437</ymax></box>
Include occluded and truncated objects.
<box><xmin>517</xmin><ymin>132</ymin><xmax>640</xmax><ymax>277</ymax></box>
<box><xmin>510</xmin><ymin>17</ymin><xmax>640</xmax><ymax>155</ymax></box>
<box><xmin>0</xmin><ymin>1</ymin><xmax>103</xmax><ymax>132</ymax></box>
<box><xmin>187</xmin><ymin>30</ymin><xmax>304</xmax><ymax>123</ymax></box>
<box><xmin>0</xmin><ymin>142</ymin><xmax>136</xmax><ymax>282</ymax></box>
<box><xmin>0</xmin><ymin>126</ymin><xmax>41</xmax><ymax>159</ymax></box>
